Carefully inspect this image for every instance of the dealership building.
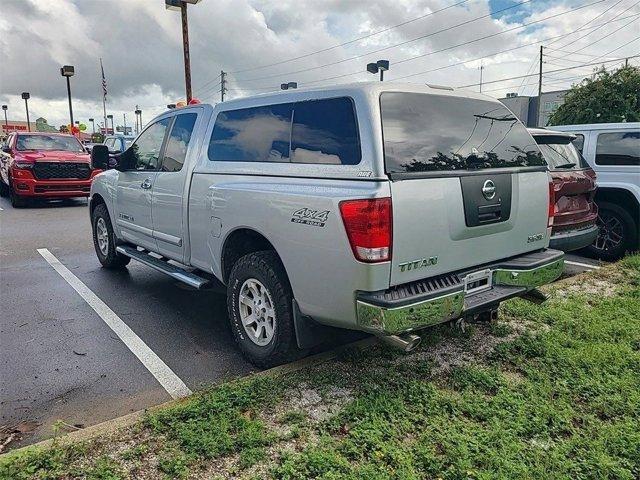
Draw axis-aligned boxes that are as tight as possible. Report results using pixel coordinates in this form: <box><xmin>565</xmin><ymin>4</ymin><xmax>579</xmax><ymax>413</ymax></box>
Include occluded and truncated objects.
<box><xmin>1</xmin><ymin>117</ymin><xmax>59</xmax><ymax>139</ymax></box>
<box><xmin>499</xmin><ymin>89</ymin><xmax>568</xmax><ymax>127</ymax></box>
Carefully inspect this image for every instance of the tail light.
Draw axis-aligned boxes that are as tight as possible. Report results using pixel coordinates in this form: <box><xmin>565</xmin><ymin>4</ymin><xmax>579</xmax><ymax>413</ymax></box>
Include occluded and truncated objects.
<box><xmin>548</xmin><ymin>180</ymin><xmax>556</xmax><ymax>228</ymax></box>
<box><xmin>339</xmin><ymin>197</ymin><xmax>392</xmax><ymax>262</ymax></box>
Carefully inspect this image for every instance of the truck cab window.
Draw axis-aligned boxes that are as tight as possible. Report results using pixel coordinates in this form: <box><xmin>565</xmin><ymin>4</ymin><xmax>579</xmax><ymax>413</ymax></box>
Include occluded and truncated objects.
<box><xmin>161</xmin><ymin>113</ymin><xmax>197</xmax><ymax>172</ymax></box>
<box><xmin>128</xmin><ymin>118</ymin><xmax>171</xmax><ymax>170</ymax></box>
<box><xmin>208</xmin><ymin>103</ymin><xmax>293</xmax><ymax>162</ymax></box>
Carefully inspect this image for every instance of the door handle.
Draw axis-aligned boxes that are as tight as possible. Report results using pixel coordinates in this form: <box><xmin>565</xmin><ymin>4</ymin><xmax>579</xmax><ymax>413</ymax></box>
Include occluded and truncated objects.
<box><xmin>141</xmin><ymin>178</ymin><xmax>153</xmax><ymax>189</ymax></box>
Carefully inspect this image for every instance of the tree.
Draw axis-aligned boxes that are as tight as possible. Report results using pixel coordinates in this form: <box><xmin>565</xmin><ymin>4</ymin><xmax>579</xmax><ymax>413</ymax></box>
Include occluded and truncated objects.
<box><xmin>548</xmin><ymin>65</ymin><xmax>640</xmax><ymax>126</ymax></box>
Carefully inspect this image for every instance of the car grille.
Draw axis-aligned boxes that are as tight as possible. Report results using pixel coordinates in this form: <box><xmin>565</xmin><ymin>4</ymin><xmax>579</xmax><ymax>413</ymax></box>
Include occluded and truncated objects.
<box><xmin>33</xmin><ymin>162</ymin><xmax>91</xmax><ymax>180</ymax></box>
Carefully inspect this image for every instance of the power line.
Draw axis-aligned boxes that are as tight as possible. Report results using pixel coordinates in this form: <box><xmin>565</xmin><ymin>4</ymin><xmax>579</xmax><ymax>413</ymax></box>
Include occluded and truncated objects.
<box><xmin>550</xmin><ymin>0</ymin><xmax>630</xmax><ymax>51</ymax></box>
<box><xmin>459</xmin><ymin>54</ymin><xmax>639</xmax><ymax>88</ymax></box>
<box><xmin>296</xmin><ymin>0</ymin><xmax>608</xmax><ymax>88</ymax></box>
<box><xmin>233</xmin><ymin>0</ymin><xmax>536</xmax><ymax>83</ymax></box>
<box><xmin>229</xmin><ymin>0</ymin><xmax>474</xmax><ymax>75</ymax></box>
<box><xmin>388</xmin><ymin>13</ymin><xmax>638</xmax><ymax>84</ymax></box>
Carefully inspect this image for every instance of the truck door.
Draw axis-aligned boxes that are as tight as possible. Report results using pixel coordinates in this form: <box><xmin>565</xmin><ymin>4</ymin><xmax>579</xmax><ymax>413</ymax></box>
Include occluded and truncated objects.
<box><xmin>151</xmin><ymin>112</ymin><xmax>199</xmax><ymax>261</ymax></box>
<box><xmin>114</xmin><ymin>117</ymin><xmax>171</xmax><ymax>251</ymax></box>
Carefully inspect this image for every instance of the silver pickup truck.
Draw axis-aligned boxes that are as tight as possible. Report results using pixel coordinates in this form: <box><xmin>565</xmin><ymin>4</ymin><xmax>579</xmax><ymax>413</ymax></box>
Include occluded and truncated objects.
<box><xmin>89</xmin><ymin>83</ymin><xmax>564</xmax><ymax>367</ymax></box>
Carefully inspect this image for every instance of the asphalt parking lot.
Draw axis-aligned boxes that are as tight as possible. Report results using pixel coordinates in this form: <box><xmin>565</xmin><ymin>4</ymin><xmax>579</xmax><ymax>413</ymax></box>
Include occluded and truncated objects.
<box><xmin>0</xmin><ymin>196</ymin><xmax>604</xmax><ymax>450</ymax></box>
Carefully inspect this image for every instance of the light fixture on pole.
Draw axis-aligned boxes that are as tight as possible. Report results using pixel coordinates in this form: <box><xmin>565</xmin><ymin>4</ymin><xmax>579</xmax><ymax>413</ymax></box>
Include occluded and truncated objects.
<box><xmin>60</xmin><ymin>65</ymin><xmax>75</xmax><ymax>127</ymax></box>
<box><xmin>89</xmin><ymin>118</ymin><xmax>95</xmax><ymax>133</ymax></box>
<box><xmin>107</xmin><ymin>114</ymin><xmax>114</xmax><ymax>134</ymax></box>
<box><xmin>366</xmin><ymin>60</ymin><xmax>389</xmax><ymax>81</ymax></box>
<box><xmin>165</xmin><ymin>0</ymin><xmax>202</xmax><ymax>103</ymax></box>
<box><xmin>21</xmin><ymin>92</ymin><xmax>31</xmax><ymax>132</ymax></box>
<box><xmin>2</xmin><ymin>105</ymin><xmax>7</xmax><ymax>131</ymax></box>
<box><xmin>135</xmin><ymin>108</ymin><xmax>142</xmax><ymax>134</ymax></box>
<box><xmin>280</xmin><ymin>82</ymin><xmax>298</xmax><ymax>90</ymax></box>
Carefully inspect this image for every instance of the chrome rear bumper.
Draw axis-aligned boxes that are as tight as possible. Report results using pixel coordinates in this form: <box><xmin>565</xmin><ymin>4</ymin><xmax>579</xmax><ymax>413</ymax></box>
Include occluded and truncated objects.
<box><xmin>356</xmin><ymin>249</ymin><xmax>564</xmax><ymax>335</ymax></box>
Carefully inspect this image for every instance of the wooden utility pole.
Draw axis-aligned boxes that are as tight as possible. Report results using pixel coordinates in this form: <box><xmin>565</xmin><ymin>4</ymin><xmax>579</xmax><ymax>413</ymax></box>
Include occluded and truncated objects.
<box><xmin>181</xmin><ymin>1</ymin><xmax>192</xmax><ymax>103</ymax></box>
<box><xmin>220</xmin><ymin>70</ymin><xmax>227</xmax><ymax>102</ymax></box>
<box><xmin>536</xmin><ymin>45</ymin><xmax>543</xmax><ymax>127</ymax></box>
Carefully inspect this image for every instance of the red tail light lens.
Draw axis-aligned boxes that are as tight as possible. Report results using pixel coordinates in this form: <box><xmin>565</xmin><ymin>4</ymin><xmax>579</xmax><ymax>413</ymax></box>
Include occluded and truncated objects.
<box><xmin>339</xmin><ymin>197</ymin><xmax>392</xmax><ymax>262</ymax></box>
<box><xmin>548</xmin><ymin>181</ymin><xmax>556</xmax><ymax>228</ymax></box>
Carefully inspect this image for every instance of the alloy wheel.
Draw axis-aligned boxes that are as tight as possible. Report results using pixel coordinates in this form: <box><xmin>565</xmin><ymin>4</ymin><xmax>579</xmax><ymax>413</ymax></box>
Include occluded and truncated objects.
<box><xmin>594</xmin><ymin>211</ymin><xmax>623</xmax><ymax>252</ymax></box>
<box><xmin>96</xmin><ymin>217</ymin><xmax>109</xmax><ymax>256</ymax></box>
<box><xmin>238</xmin><ymin>278</ymin><xmax>276</xmax><ymax>346</ymax></box>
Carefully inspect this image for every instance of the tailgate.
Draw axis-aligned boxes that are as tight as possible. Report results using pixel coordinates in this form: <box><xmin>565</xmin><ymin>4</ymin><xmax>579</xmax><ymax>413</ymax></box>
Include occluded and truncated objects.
<box><xmin>380</xmin><ymin>91</ymin><xmax>550</xmax><ymax>286</ymax></box>
<box><xmin>389</xmin><ymin>171</ymin><xmax>550</xmax><ymax>285</ymax></box>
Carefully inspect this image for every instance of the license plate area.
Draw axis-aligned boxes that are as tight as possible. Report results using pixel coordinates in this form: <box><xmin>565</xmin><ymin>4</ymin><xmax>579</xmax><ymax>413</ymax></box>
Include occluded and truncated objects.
<box><xmin>464</xmin><ymin>269</ymin><xmax>493</xmax><ymax>294</ymax></box>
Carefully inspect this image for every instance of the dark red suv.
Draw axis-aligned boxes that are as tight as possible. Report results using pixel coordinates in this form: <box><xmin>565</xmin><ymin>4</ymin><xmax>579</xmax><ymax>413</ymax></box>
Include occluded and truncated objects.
<box><xmin>529</xmin><ymin>128</ymin><xmax>598</xmax><ymax>252</ymax></box>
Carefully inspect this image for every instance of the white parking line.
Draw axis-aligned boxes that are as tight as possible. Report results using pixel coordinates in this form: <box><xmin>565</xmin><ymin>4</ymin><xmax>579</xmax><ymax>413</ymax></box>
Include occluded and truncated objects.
<box><xmin>37</xmin><ymin>248</ymin><xmax>192</xmax><ymax>399</ymax></box>
<box><xmin>565</xmin><ymin>260</ymin><xmax>601</xmax><ymax>270</ymax></box>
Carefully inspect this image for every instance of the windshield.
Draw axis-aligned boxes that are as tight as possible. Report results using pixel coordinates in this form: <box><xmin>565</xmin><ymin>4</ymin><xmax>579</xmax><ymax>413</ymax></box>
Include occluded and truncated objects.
<box><xmin>380</xmin><ymin>92</ymin><xmax>545</xmax><ymax>173</ymax></box>
<box><xmin>125</xmin><ymin>139</ymin><xmax>134</xmax><ymax>148</ymax></box>
<box><xmin>535</xmin><ymin>137</ymin><xmax>589</xmax><ymax>170</ymax></box>
<box><xmin>16</xmin><ymin>134</ymin><xmax>85</xmax><ymax>152</ymax></box>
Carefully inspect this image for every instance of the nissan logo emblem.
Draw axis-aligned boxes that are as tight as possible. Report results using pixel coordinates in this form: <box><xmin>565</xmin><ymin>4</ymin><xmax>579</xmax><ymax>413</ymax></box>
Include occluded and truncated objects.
<box><xmin>482</xmin><ymin>179</ymin><xmax>496</xmax><ymax>200</ymax></box>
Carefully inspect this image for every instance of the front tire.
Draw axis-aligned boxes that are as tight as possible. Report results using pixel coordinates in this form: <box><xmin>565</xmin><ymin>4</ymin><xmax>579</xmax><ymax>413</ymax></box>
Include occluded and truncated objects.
<box><xmin>91</xmin><ymin>203</ymin><xmax>131</xmax><ymax>269</ymax></box>
<box><xmin>10</xmin><ymin>184</ymin><xmax>27</xmax><ymax>208</ymax></box>
<box><xmin>584</xmin><ymin>202</ymin><xmax>638</xmax><ymax>261</ymax></box>
<box><xmin>227</xmin><ymin>251</ymin><xmax>296</xmax><ymax>368</ymax></box>
<box><xmin>0</xmin><ymin>177</ymin><xmax>9</xmax><ymax>197</ymax></box>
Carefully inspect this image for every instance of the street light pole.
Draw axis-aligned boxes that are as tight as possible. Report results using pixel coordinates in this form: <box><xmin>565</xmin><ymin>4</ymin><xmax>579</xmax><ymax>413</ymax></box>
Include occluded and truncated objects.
<box><xmin>2</xmin><ymin>105</ymin><xmax>7</xmax><ymax>132</ymax></box>
<box><xmin>123</xmin><ymin>113</ymin><xmax>127</xmax><ymax>134</ymax></box>
<box><xmin>21</xmin><ymin>92</ymin><xmax>31</xmax><ymax>132</ymax></box>
<box><xmin>60</xmin><ymin>66</ymin><xmax>75</xmax><ymax>128</ymax></box>
<box><xmin>166</xmin><ymin>0</ymin><xmax>201</xmax><ymax>103</ymax></box>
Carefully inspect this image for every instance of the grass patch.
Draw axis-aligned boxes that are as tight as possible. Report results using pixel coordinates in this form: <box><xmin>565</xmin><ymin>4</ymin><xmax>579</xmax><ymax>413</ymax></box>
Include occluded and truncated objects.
<box><xmin>1</xmin><ymin>255</ymin><xmax>639</xmax><ymax>479</ymax></box>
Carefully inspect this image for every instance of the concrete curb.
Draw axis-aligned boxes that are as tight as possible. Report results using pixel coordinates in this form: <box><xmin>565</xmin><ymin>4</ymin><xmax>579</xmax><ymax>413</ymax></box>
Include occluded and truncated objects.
<box><xmin>1</xmin><ymin>336</ymin><xmax>376</xmax><ymax>459</ymax></box>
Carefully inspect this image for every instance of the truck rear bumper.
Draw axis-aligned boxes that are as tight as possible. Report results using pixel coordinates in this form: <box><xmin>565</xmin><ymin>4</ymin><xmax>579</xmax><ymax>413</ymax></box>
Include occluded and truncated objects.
<box><xmin>549</xmin><ymin>224</ymin><xmax>598</xmax><ymax>252</ymax></box>
<box><xmin>356</xmin><ymin>249</ymin><xmax>564</xmax><ymax>335</ymax></box>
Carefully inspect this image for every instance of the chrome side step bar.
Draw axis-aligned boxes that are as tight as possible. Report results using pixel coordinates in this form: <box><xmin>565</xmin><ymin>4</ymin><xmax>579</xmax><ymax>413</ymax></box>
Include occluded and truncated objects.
<box><xmin>116</xmin><ymin>245</ymin><xmax>210</xmax><ymax>289</ymax></box>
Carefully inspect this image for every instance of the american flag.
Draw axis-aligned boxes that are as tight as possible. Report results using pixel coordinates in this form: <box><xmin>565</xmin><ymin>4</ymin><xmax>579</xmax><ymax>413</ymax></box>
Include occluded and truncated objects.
<box><xmin>100</xmin><ymin>58</ymin><xmax>107</xmax><ymax>99</ymax></box>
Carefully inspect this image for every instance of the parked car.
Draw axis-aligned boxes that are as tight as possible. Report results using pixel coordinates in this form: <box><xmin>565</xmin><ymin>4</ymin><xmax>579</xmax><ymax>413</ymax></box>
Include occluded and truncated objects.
<box><xmin>528</xmin><ymin>128</ymin><xmax>598</xmax><ymax>252</ymax></box>
<box><xmin>0</xmin><ymin>132</ymin><xmax>100</xmax><ymax>207</ymax></box>
<box><xmin>103</xmin><ymin>134</ymin><xmax>135</xmax><ymax>154</ymax></box>
<box><xmin>83</xmin><ymin>142</ymin><xmax>101</xmax><ymax>154</ymax></box>
<box><xmin>551</xmin><ymin>123</ymin><xmax>639</xmax><ymax>260</ymax></box>
<box><xmin>88</xmin><ymin>83</ymin><xmax>564</xmax><ymax>367</ymax></box>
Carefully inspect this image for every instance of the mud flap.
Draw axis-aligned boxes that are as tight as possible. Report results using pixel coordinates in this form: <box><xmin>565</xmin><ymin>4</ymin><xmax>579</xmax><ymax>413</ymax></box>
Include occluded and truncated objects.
<box><xmin>292</xmin><ymin>299</ymin><xmax>336</xmax><ymax>349</ymax></box>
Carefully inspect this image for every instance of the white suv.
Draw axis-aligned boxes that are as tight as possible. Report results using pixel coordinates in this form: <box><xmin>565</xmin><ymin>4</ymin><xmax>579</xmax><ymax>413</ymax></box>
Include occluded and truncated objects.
<box><xmin>552</xmin><ymin>123</ymin><xmax>639</xmax><ymax>260</ymax></box>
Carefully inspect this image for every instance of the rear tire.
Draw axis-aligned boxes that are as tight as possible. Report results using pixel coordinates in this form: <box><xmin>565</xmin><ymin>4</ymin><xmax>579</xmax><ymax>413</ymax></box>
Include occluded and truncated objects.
<box><xmin>91</xmin><ymin>203</ymin><xmax>131</xmax><ymax>269</ymax></box>
<box><xmin>227</xmin><ymin>251</ymin><xmax>296</xmax><ymax>368</ymax></box>
<box><xmin>584</xmin><ymin>202</ymin><xmax>638</xmax><ymax>261</ymax></box>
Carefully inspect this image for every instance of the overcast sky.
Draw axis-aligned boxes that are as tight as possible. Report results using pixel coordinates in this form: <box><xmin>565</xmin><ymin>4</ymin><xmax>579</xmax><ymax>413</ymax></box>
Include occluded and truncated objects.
<box><xmin>0</xmin><ymin>0</ymin><xmax>638</xmax><ymax>130</ymax></box>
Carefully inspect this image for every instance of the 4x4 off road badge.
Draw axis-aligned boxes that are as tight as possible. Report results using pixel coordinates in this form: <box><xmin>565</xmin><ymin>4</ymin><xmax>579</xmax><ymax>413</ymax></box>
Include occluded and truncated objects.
<box><xmin>291</xmin><ymin>208</ymin><xmax>330</xmax><ymax>227</ymax></box>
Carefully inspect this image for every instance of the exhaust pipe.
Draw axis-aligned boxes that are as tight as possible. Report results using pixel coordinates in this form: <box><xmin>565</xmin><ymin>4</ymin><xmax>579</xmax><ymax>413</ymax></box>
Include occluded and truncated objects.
<box><xmin>380</xmin><ymin>333</ymin><xmax>421</xmax><ymax>353</ymax></box>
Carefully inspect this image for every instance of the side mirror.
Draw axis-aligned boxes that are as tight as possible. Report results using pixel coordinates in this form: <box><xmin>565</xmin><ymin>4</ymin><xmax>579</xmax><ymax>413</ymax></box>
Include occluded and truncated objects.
<box><xmin>91</xmin><ymin>144</ymin><xmax>111</xmax><ymax>170</ymax></box>
<box><xmin>1</xmin><ymin>146</ymin><xmax>11</xmax><ymax>154</ymax></box>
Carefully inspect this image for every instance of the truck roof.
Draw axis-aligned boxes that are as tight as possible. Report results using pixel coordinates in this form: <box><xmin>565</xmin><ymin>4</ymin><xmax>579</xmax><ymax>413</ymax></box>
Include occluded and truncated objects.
<box><xmin>214</xmin><ymin>81</ymin><xmax>504</xmax><ymax>110</ymax></box>
<box><xmin>552</xmin><ymin>122</ymin><xmax>640</xmax><ymax>131</ymax></box>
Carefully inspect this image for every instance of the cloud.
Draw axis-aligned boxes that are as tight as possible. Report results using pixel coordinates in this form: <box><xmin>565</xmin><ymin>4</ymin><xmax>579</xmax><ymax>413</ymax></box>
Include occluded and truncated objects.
<box><xmin>0</xmin><ymin>0</ymin><xmax>637</xmax><ymax>129</ymax></box>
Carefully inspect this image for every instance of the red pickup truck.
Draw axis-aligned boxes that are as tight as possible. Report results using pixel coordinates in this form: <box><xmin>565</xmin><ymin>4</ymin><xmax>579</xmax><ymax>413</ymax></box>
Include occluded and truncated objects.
<box><xmin>0</xmin><ymin>132</ymin><xmax>100</xmax><ymax>207</ymax></box>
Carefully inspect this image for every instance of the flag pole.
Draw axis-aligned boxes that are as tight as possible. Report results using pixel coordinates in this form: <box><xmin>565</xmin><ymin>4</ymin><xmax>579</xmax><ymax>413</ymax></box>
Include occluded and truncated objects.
<box><xmin>100</xmin><ymin>58</ymin><xmax>107</xmax><ymax>136</ymax></box>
